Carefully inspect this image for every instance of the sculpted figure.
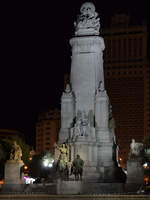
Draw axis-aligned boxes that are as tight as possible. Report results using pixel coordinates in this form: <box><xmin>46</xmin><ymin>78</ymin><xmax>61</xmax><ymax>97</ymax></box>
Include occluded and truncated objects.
<box><xmin>72</xmin><ymin>111</ymin><xmax>89</xmax><ymax>140</ymax></box>
<box><xmin>55</xmin><ymin>143</ymin><xmax>68</xmax><ymax>165</ymax></box>
<box><xmin>81</xmin><ymin>111</ymin><xmax>89</xmax><ymax>136</ymax></box>
<box><xmin>130</xmin><ymin>138</ymin><xmax>143</xmax><ymax>156</ymax></box>
<box><xmin>54</xmin><ymin>143</ymin><xmax>69</xmax><ymax>179</ymax></box>
<box><xmin>109</xmin><ymin>105</ymin><xmax>115</xmax><ymax>130</ymax></box>
<box><xmin>10</xmin><ymin>141</ymin><xmax>22</xmax><ymax>161</ymax></box>
<box><xmin>74</xmin><ymin>2</ymin><xmax>100</xmax><ymax>36</ymax></box>
<box><xmin>74</xmin><ymin>111</ymin><xmax>82</xmax><ymax>136</ymax></box>
<box><xmin>63</xmin><ymin>84</ymin><xmax>72</xmax><ymax>97</ymax></box>
<box><xmin>98</xmin><ymin>81</ymin><xmax>105</xmax><ymax>92</ymax></box>
<box><xmin>65</xmin><ymin>84</ymin><xmax>71</xmax><ymax>93</ymax></box>
<box><xmin>71</xmin><ymin>154</ymin><xmax>84</xmax><ymax>180</ymax></box>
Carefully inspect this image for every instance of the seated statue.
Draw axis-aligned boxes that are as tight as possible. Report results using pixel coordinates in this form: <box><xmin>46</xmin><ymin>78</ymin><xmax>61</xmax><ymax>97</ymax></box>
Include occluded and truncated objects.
<box><xmin>72</xmin><ymin>110</ymin><xmax>89</xmax><ymax>141</ymax></box>
<box><xmin>10</xmin><ymin>141</ymin><xmax>22</xmax><ymax>161</ymax></box>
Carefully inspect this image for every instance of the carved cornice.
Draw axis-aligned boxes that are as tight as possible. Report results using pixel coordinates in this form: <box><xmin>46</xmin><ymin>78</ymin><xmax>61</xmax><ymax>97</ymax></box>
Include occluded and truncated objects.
<box><xmin>70</xmin><ymin>36</ymin><xmax>105</xmax><ymax>53</ymax></box>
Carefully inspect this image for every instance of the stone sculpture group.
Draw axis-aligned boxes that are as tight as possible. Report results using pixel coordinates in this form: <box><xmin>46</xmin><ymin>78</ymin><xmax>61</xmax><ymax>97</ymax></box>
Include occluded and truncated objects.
<box><xmin>10</xmin><ymin>141</ymin><xmax>22</xmax><ymax>161</ymax></box>
<box><xmin>54</xmin><ymin>142</ymin><xmax>84</xmax><ymax>181</ymax></box>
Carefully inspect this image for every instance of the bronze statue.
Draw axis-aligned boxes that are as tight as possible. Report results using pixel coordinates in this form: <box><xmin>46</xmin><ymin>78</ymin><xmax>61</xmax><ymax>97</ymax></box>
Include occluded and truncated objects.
<box><xmin>71</xmin><ymin>154</ymin><xmax>84</xmax><ymax>180</ymax></box>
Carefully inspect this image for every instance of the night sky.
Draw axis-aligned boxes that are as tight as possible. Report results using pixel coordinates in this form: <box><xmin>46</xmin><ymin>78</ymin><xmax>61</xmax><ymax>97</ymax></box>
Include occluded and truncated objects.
<box><xmin>1</xmin><ymin>0</ymin><xmax>150</xmax><ymax>147</ymax></box>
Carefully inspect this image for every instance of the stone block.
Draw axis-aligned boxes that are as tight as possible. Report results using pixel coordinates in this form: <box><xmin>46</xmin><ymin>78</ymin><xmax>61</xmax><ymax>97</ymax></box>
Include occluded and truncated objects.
<box><xmin>126</xmin><ymin>160</ymin><xmax>144</xmax><ymax>184</ymax></box>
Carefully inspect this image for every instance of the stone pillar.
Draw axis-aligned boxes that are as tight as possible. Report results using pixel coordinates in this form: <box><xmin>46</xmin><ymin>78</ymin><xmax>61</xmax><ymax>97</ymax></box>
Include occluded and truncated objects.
<box><xmin>95</xmin><ymin>89</ymin><xmax>118</xmax><ymax>181</ymax></box>
<box><xmin>70</xmin><ymin>36</ymin><xmax>105</xmax><ymax>116</ymax></box>
<box><xmin>95</xmin><ymin>90</ymin><xmax>109</xmax><ymax>141</ymax></box>
<box><xmin>59</xmin><ymin>91</ymin><xmax>75</xmax><ymax>143</ymax></box>
<box><xmin>126</xmin><ymin>160</ymin><xmax>144</xmax><ymax>192</ymax></box>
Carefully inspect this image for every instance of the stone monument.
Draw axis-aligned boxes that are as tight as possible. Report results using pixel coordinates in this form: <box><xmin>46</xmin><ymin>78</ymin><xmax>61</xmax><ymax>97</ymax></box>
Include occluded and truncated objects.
<box><xmin>55</xmin><ymin>2</ymin><xmax>125</xmax><ymax>194</ymax></box>
<box><xmin>3</xmin><ymin>141</ymin><xmax>25</xmax><ymax>192</ymax></box>
<box><xmin>126</xmin><ymin>138</ymin><xmax>144</xmax><ymax>192</ymax></box>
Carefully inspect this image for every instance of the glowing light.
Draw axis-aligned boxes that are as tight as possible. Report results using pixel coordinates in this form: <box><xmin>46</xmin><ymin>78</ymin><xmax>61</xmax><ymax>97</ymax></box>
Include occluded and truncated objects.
<box><xmin>24</xmin><ymin>165</ymin><xmax>28</xmax><ymax>170</ymax></box>
<box><xmin>144</xmin><ymin>177</ymin><xmax>149</xmax><ymax>185</ymax></box>
<box><xmin>43</xmin><ymin>159</ymin><xmax>54</xmax><ymax>168</ymax></box>
<box><xmin>43</xmin><ymin>159</ymin><xmax>49</xmax><ymax>167</ymax></box>
<box><xmin>24</xmin><ymin>176</ymin><xmax>35</xmax><ymax>184</ymax></box>
<box><xmin>143</xmin><ymin>163</ymin><xmax>149</xmax><ymax>169</ymax></box>
<box><xmin>48</xmin><ymin>163</ymin><xmax>53</xmax><ymax>167</ymax></box>
<box><xmin>0</xmin><ymin>180</ymin><xmax>4</xmax><ymax>185</ymax></box>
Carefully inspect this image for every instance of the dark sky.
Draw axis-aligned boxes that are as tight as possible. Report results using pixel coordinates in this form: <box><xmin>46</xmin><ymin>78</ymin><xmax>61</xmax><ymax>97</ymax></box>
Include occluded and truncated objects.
<box><xmin>1</xmin><ymin>0</ymin><xmax>150</xmax><ymax>146</ymax></box>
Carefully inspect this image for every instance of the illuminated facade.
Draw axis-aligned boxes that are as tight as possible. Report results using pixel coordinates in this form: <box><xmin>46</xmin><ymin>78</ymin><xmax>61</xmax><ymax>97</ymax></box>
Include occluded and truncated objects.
<box><xmin>102</xmin><ymin>14</ymin><xmax>149</xmax><ymax>167</ymax></box>
<box><xmin>36</xmin><ymin>108</ymin><xmax>60</xmax><ymax>154</ymax></box>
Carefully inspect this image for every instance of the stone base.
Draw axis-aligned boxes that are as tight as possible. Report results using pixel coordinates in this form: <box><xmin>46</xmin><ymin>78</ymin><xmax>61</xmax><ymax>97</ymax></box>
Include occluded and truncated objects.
<box><xmin>4</xmin><ymin>160</ymin><xmax>25</xmax><ymax>184</ymax></box>
<box><xmin>126</xmin><ymin>160</ymin><xmax>144</xmax><ymax>184</ymax></box>
<box><xmin>125</xmin><ymin>183</ymin><xmax>144</xmax><ymax>193</ymax></box>
<box><xmin>56</xmin><ymin>180</ymin><xmax>125</xmax><ymax>194</ymax></box>
<box><xmin>2</xmin><ymin>184</ymin><xmax>26</xmax><ymax>192</ymax></box>
<box><xmin>98</xmin><ymin>165</ymin><xmax>126</xmax><ymax>183</ymax></box>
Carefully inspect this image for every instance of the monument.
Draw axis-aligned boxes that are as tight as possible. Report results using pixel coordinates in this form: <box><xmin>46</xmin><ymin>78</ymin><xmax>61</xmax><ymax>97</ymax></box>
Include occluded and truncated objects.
<box><xmin>126</xmin><ymin>139</ymin><xmax>144</xmax><ymax>192</ymax></box>
<box><xmin>3</xmin><ymin>141</ymin><xmax>25</xmax><ymax>192</ymax></box>
<box><xmin>55</xmin><ymin>2</ymin><xmax>126</xmax><ymax>194</ymax></box>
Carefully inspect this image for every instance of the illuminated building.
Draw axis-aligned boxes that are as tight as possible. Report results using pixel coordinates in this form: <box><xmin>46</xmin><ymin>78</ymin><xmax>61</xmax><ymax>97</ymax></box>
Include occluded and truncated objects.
<box><xmin>0</xmin><ymin>129</ymin><xmax>25</xmax><ymax>141</ymax></box>
<box><xmin>36</xmin><ymin>108</ymin><xmax>60</xmax><ymax>154</ymax></box>
<box><xmin>102</xmin><ymin>13</ymin><xmax>149</xmax><ymax>167</ymax></box>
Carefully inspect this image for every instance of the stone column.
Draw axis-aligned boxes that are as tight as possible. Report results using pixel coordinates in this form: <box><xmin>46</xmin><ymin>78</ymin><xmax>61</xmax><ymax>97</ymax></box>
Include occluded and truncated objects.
<box><xmin>95</xmin><ymin>89</ymin><xmax>109</xmax><ymax>141</ymax></box>
<box><xmin>125</xmin><ymin>160</ymin><xmax>144</xmax><ymax>192</ymax></box>
<box><xmin>70</xmin><ymin>36</ymin><xmax>105</xmax><ymax>117</ymax></box>
<box><xmin>59</xmin><ymin>91</ymin><xmax>75</xmax><ymax>143</ymax></box>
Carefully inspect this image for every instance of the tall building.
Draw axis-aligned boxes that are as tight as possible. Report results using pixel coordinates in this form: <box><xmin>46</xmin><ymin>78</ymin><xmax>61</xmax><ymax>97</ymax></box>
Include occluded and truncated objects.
<box><xmin>144</xmin><ymin>62</ymin><xmax>150</xmax><ymax>138</ymax></box>
<box><xmin>102</xmin><ymin>13</ymin><xmax>149</xmax><ymax>167</ymax></box>
<box><xmin>36</xmin><ymin>108</ymin><xmax>60</xmax><ymax>154</ymax></box>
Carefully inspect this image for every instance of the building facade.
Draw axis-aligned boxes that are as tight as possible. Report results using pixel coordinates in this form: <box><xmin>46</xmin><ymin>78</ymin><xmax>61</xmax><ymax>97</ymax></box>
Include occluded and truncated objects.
<box><xmin>102</xmin><ymin>14</ymin><xmax>149</xmax><ymax>167</ymax></box>
<box><xmin>36</xmin><ymin>108</ymin><xmax>60</xmax><ymax>154</ymax></box>
<box><xmin>144</xmin><ymin>62</ymin><xmax>150</xmax><ymax>139</ymax></box>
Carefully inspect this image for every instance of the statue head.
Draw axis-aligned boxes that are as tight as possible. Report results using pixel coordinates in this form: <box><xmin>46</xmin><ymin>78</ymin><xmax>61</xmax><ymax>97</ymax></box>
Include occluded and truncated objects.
<box><xmin>80</xmin><ymin>2</ymin><xmax>95</xmax><ymax>17</ymax></box>
<box><xmin>65</xmin><ymin>84</ymin><xmax>71</xmax><ymax>93</ymax></box>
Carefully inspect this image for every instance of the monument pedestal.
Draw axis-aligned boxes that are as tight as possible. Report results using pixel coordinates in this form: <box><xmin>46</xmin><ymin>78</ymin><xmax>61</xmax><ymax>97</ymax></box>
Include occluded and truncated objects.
<box><xmin>125</xmin><ymin>160</ymin><xmax>144</xmax><ymax>192</ymax></box>
<box><xmin>57</xmin><ymin>180</ymin><xmax>124</xmax><ymax>194</ymax></box>
<box><xmin>3</xmin><ymin>160</ymin><xmax>25</xmax><ymax>192</ymax></box>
